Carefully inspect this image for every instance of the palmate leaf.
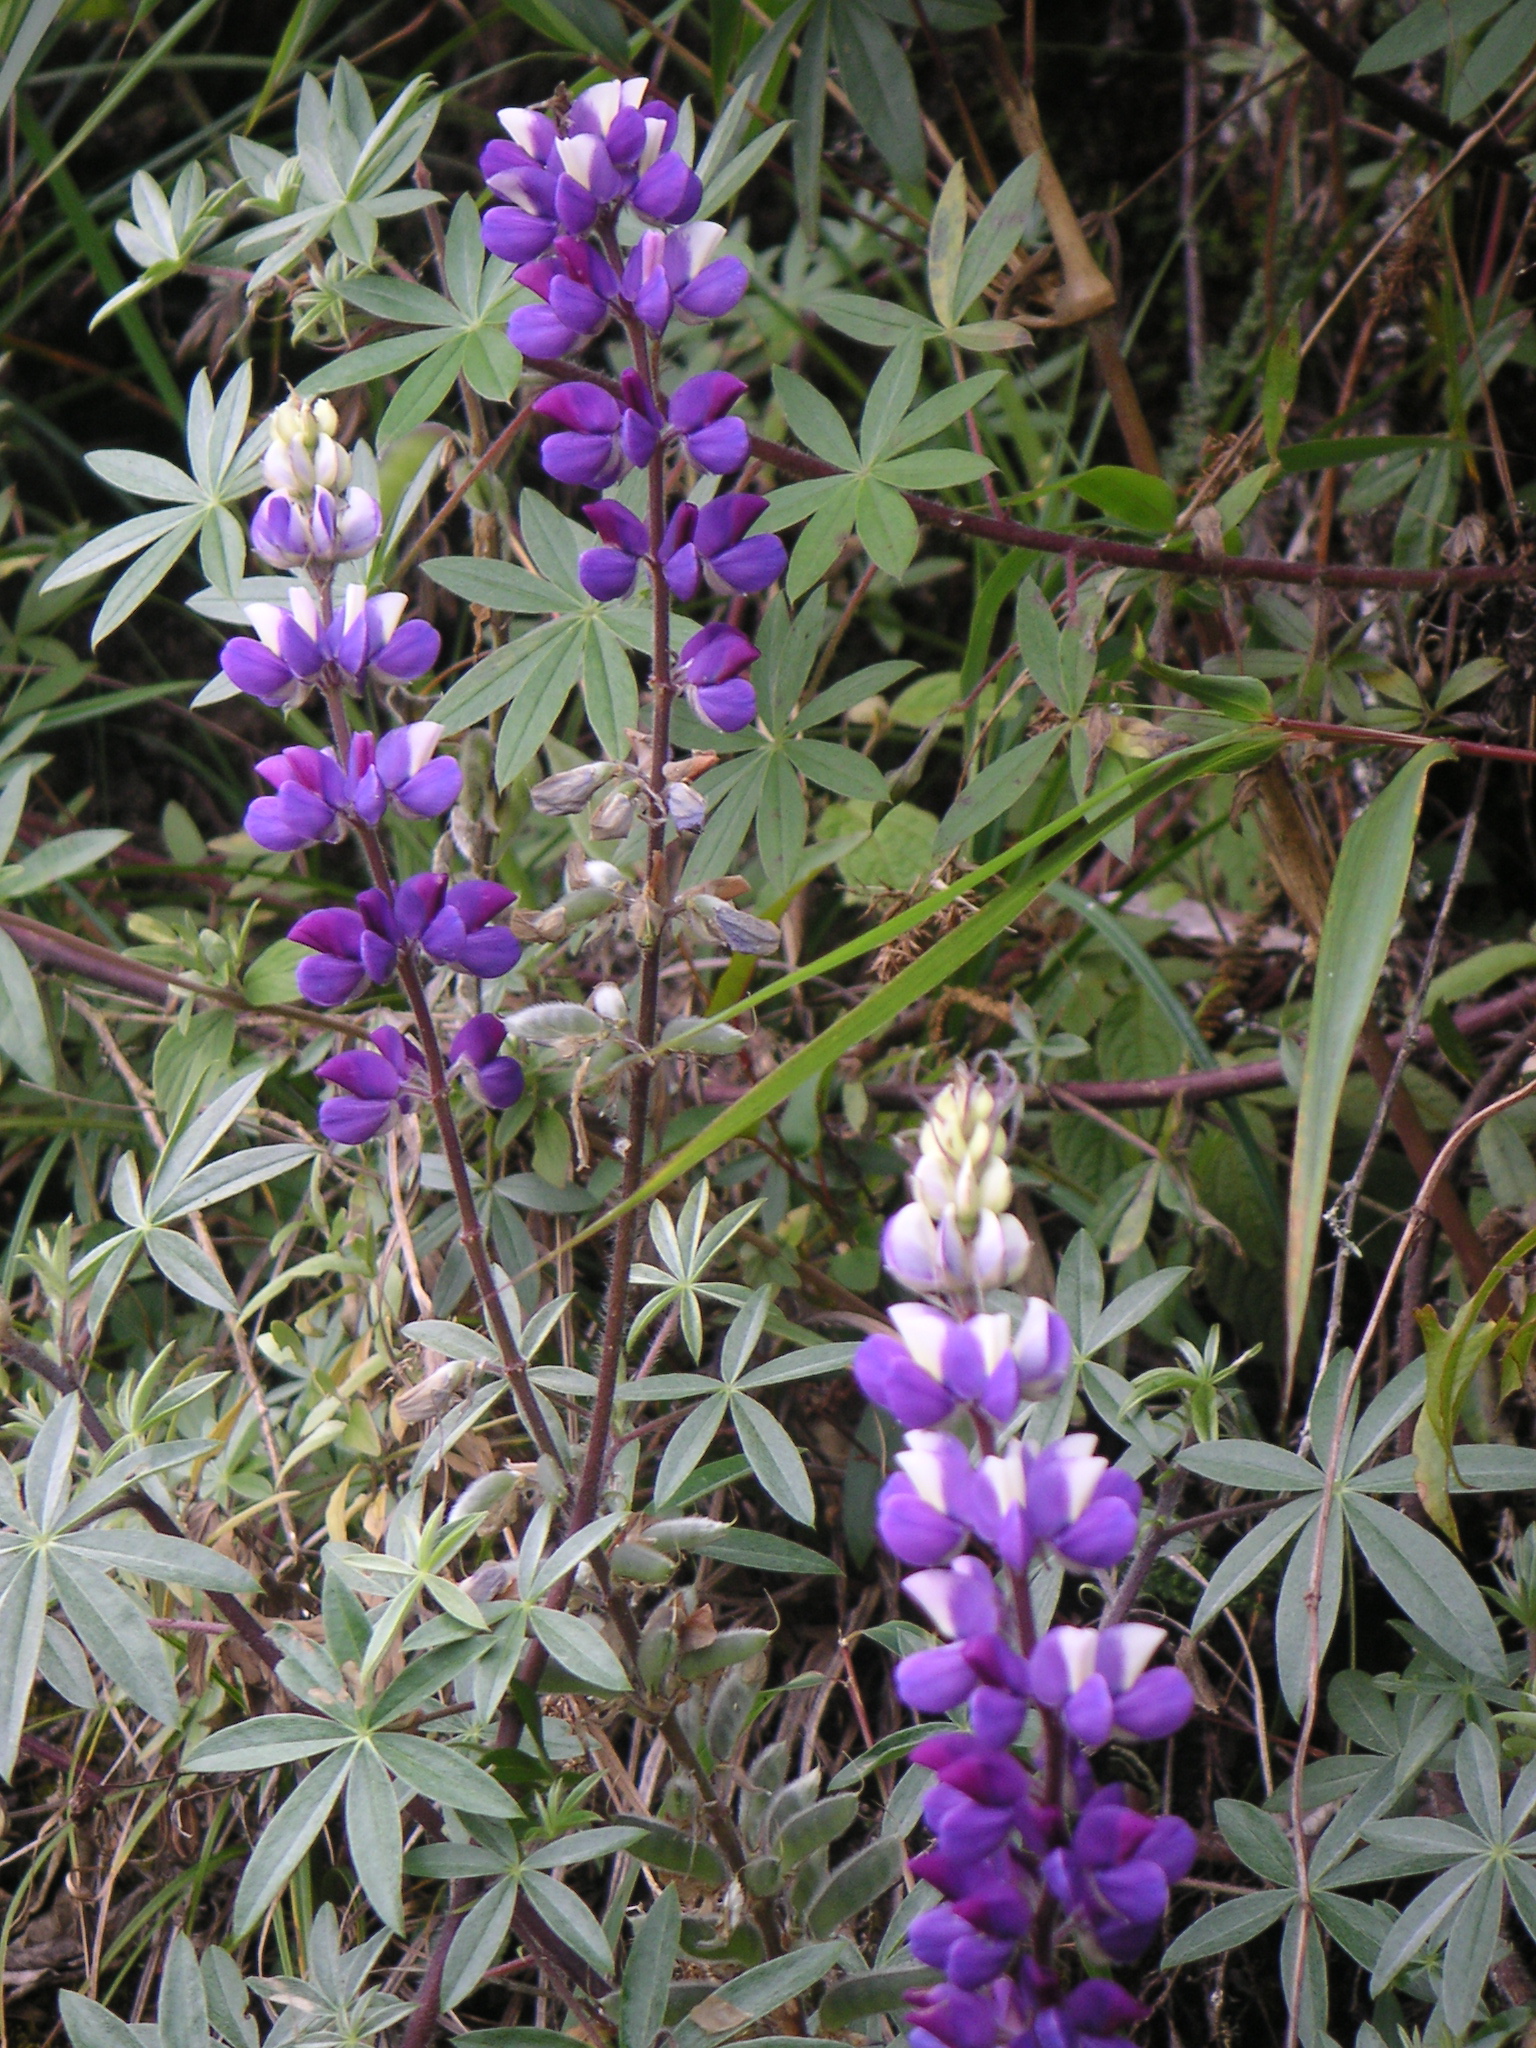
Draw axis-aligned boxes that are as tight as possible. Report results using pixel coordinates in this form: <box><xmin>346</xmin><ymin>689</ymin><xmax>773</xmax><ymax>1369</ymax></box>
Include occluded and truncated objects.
<box><xmin>232</xmin><ymin>1744</ymin><xmax>354</xmax><ymax>1937</ymax></box>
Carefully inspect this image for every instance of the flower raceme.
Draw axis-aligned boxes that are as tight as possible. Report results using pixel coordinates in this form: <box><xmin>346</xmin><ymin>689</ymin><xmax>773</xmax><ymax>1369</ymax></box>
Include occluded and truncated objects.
<box><xmin>314</xmin><ymin>1015</ymin><xmax>522</xmax><ymax>1145</ymax></box>
<box><xmin>221</xmin><ymin>586</ymin><xmax>440</xmax><ymax>709</ymax></box>
<box><xmin>447</xmin><ymin>1014</ymin><xmax>524</xmax><ymax>1110</ymax></box>
<box><xmin>243</xmin><ymin>728</ymin><xmax>459</xmax><ymax>853</ymax></box>
<box><xmin>577</xmin><ymin>493</ymin><xmax>786</xmax><ymax>604</ymax></box>
<box><xmin>674</xmin><ymin>621</ymin><xmax>760</xmax><ymax>732</ymax></box>
<box><xmin>852</xmin><ymin>1072</ymin><xmax>1196</xmax><ymax>2048</ymax></box>
<box><xmin>479</xmin><ymin>81</ymin><xmax>705</xmax><ymax>274</ymax></box>
<box><xmin>531</xmin><ymin>371</ymin><xmax>750</xmax><ymax>488</ymax></box>
<box><xmin>249</xmin><ymin>394</ymin><xmax>382</xmax><ymax>571</ymax></box>
<box><xmin>288</xmin><ymin>877</ymin><xmax>521</xmax><ymax>1003</ymax></box>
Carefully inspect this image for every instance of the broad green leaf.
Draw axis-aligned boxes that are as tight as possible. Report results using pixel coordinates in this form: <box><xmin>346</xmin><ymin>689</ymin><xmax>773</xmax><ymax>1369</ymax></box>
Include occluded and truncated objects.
<box><xmin>854</xmin><ymin>479</ymin><xmax>919</xmax><ymax>578</ymax></box>
<box><xmin>1449</xmin><ymin>0</ymin><xmax>1536</xmax><ymax>116</ymax></box>
<box><xmin>0</xmin><ymin>1555</ymin><xmax>48</xmax><ymax>1781</ymax></box>
<box><xmin>1069</xmin><ymin>465</ymin><xmax>1177</xmax><ymax>533</ymax></box>
<box><xmin>346</xmin><ymin>1740</ymin><xmax>405</xmax><ymax>1932</ymax></box>
<box><xmin>442</xmin><ymin>1876</ymin><xmax>519</xmax><ymax>2012</ymax></box>
<box><xmin>805</xmin><ymin>1837</ymin><xmax>905</xmax><ymax>1936</ymax></box>
<box><xmin>186</xmin><ymin>1714</ymin><xmax>351</xmax><ymax>1771</ymax></box>
<box><xmin>732</xmin><ymin>1393</ymin><xmax>815</xmax><ymax>1524</ymax></box>
<box><xmin>1178</xmin><ymin>1442</ymin><xmax>1324</xmax><ymax>1491</ymax></box>
<box><xmin>1190</xmin><ymin>1493</ymin><xmax>1320</xmax><ymax>1633</ymax></box>
<box><xmin>673</xmin><ymin>1941</ymin><xmax>843</xmax><ymax>2048</ymax></box>
<box><xmin>1161</xmin><ymin>1887</ymin><xmax>1292</xmax><ymax>1966</ymax></box>
<box><xmin>1357</xmin><ymin>0</ymin><xmax>1504</xmax><ymax>73</ymax></box>
<box><xmin>372</xmin><ymin>1729</ymin><xmax>519</xmax><ymax>1814</ymax></box>
<box><xmin>621</xmin><ymin>1886</ymin><xmax>680</xmax><ymax>2048</ymax></box>
<box><xmin>773</xmin><ymin>368</ymin><xmax>860</xmax><ymax>471</ymax></box>
<box><xmin>59</xmin><ymin>1993</ymin><xmax>145</xmax><ymax>2048</ymax></box>
<box><xmin>927</xmin><ymin>162</ymin><xmax>968</xmax><ymax>328</ymax></box>
<box><xmin>652</xmin><ymin>1390</ymin><xmax>729</xmax><ymax>1507</ymax></box>
<box><xmin>1343</xmin><ymin>1492</ymin><xmax>1505</xmax><ymax>1673</ymax></box>
<box><xmin>146</xmin><ymin>1226</ymin><xmax>238</xmax><ymax>1313</ymax></box>
<box><xmin>232</xmin><ymin>1744</ymin><xmax>353</xmax><ymax>1936</ymax></box>
<box><xmin>934</xmin><ymin>728</ymin><xmax>1063</xmax><ymax>856</ymax></box>
<box><xmin>1285</xmin><ymin>748</ymin><xmax>1450</xmax><ymax>1367</ymax></box>
<box><xmin>53</xmin><ymin>1554</ymin><xmax>178</xmax><ymax>1722</ymax></box>
<box><xmin>954</xmin><ymin>157</ymin><xmax>1041</xmax><ymax>312</ymax></box>
<box><xmin>527</xmin><ymin>1608</ymin><xmax>629</xmax><ymax>1693</ymax></box>
<box><xmin>1274</xmin><ymin>1496</ymin><xmax>1343</xmax><ymax>1718</ymax></box>
<box><xmin>829</xmin><ymin>0</ymin><xmax>924</xmax><ymax>185</ymax></box>
<box><xmin>0</xmin><ymin>928</ymin><xmax>54</xmax><ymax>1087</ymax></box>
<box><xmin>157</xmin><ymin>1931</ymin><xmax>209</xmax><ymax>2048</ymax></box>
<box><xmin>522</xmin><ymin>1868</ymin><xmax>614</xmax><ymax>1975</ymax></box>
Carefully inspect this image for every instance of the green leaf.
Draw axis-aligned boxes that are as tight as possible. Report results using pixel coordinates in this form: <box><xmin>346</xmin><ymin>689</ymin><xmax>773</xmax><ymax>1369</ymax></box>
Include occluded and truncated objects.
<box><xmin>621</xmin><ymin>1885</ymin><xmax>680</xmax><ymax>2048</ymax></box>
<box><xmin>1161</xmin><ymin>1888</ymin><xmax>1293</xmax><ymax>1966</ymax></box>
<box><xmin>785</xmin><ymin>736</ymin><xmax>889</xmax><ymax>801</ymax></box>
<box><xmin>1141</xmin><ymin>657</ymin><xmax>1273</xmax><ymax>723</ymax></box>
<box><xmin>379</xmin><ymin>337</ymin><xmax>470</xmax><ymax>441</ymax></box>
<box><xmin>791</xmin><ymin>0</ymin><xmax>831</xmax><ymax>238</ymax></box>
<box><xmin>156</xmin><ymin>1932</ymin><xmax>209</xmax><ymax>2048</ymax></box>
<box><xmin>934</xmin><ymin>728</ymin><xmax>1063</xmax><ymax>857</ymax></box>
<box><xmin>346</xmin><ymin>1740</ymin><xmax>404</xmax><ymax>1932</ymax></box>
<box><xmin>0</xmin><ymin>1554</ymin><xmax>49</xmax><ymax>1781</ymax></box>
<box><xmin>860</xmin><ymin>333</ymin><xmax>924</xmax><ymax>464</ymax></box>
<box><xmin>817</xmin><ymin>1968</ymin><xmax>942</xmax><ymax>2028</ymax></box>
<box><xmin>830</xmin><ymin>0</ymin><xmax>924</xmax><ymax>185</ymax></box>
<box><xmin>1285</xmin><ymin>747</ymin><xmax>1450</xmax><ymax>1366</ymax></box>
<box><xmin>757</xmin><ymin>750</ymin><xmax>808</xmax><ymax>899</ymax></box>
<box><xmin>694</xmin><ymin>1528</ymin><xmax>840</xmax><ymax>1575</ymax></box>
<box><xmin>1190</xmin><ymin>1493</ymin><xmax>1320</xmax><ymax>1633</ymax></box>
<box><xmin>1450</xmin><ymin>0</ymin><xmax>1536</xmax><ymax>115</ymax></box>
<box><xmin>145</xmin><ymin>1226</ymin><xmax>237</xmax><ymax>1313</ymax></box>
<box><xmin>528</xmin><ymin>1607</ymin><xmax>629</xmax><ymax>1692</ymax></box>
<box><xmin>1178</xmin><ymin>1442</ymin><xmax>1323</xmax><ymax>1491</ymax></box>
<box><xmin>731</xmin><ymin>1393</ymin><xmax>815</xmax><ymax>1524</ymax></box>
<box><xmin>1262</xmin><ymin>315</ymin><xmax>1301</xmax><ymax>459</ymax></box>
<box><xmin>0</xmin><ymin>928</ymin><xmax>54</xmax><ymax>1086</ymax></box>
<box><xmin>815</xmin><ymin>292</ymin><xmax>934</xmax><ymax>348</ymax></box>
<box><xmin>1069</xmin><ymin>465</ymin><xmax>1178</xmax><ymax>533</ymax></box>
<box><xmin>583</xmin><ymin>621</ymin><xmax>639</xmax><ymax>763</ymax></box>
<box><xmin>1356</xmin><ymin>0</ymin><xmax>1504</xmax><ymax>73</ymax></box>
<box><xmin>232</xmin><ymin>1745</ymin><xmax>353</xmax><ymax>1937</ymax></box>
<box><xmin>773</xmin><ymin>367</ymin><xmax>860</xmax><ymax>471</ymax></box>
<box><xmin>854</xmin><ymin>479</ymin><xmax>919</xmax><ymax>578</ymax></box>
<box><xmin>185</xmin><ymin>1714</ymin><xmax>350</xmax><ymax>1771</ymax></box>
<box><xmin>522</xmin><ymin>1868</ymin><xmax>614</xmax><ymax>1976</ymax></box>
<box><xmin>804</xmin><ymin>1837</ymin><xmax>906</xmax><ymax>1935</ymax></box>
<box><xmin>373</xmin><ymin>1730</ymin><xmax>519</xmax><ymax>1814</ymax></box>
<box><xmin>443</xmin><ymin>1877</ymin><xmax>519</xmax><ymax>2013</ymax></box>
<box><xmin>0</xmin><ymin>828</ymin><xmax>127</xmax><ymax>898</ymax></box>
<box><xmin>652</xmin><ymin>1390</ymin><xmax>730</xmax><ymax>1507</ymax></box>
<box><xmin>954</xmin><ymin>157</ymin><xmax>1041</xmax><ymax>312</ymax></box>
<box><xmin>927</xmin><ymin>162</ymin><xmax>969</xmax><ymax>328</ymax></box>
<box><xmin>59</xmin><ymin>1994</ymin><xmax>146</xmax><ymax>2048</ymax></box>
<box><xmin>51</xmin><ymin>1554</ymin><xmax>179</xmax><ymax>1723</ymax></box>
<box><xmin>1279</xmin><ymin>434</ymin><xmax>1461</xmax><ymax>473</ymax></box>
<box><xmin>1343</xmin><ymin>1492</ymin><xmax>1506</xmax><ymax>1674</ymax></box>
<box><xmin>1275</xmin><ymin>1494</ymin><xmax>1343</xmax><ymax>1718</ymax></box>
<box><xmin>673</xmin><ymin>1941</ymin><xmax>843</xmax><ymax>2048</ymax></box>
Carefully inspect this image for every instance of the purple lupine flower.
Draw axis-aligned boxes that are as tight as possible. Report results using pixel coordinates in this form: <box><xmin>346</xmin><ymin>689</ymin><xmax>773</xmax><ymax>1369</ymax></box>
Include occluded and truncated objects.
<box><xmin>659</xmin><ymin>494</ymin><xmax>785</xmax><ymax>600</ymax></box>
<box><xmin>245</xmin><ymin>747</ymin><xmax>347</xmax><ymax>851</ymax></box>
<box><xmin>315</xmin><ymin>1026</ymin><xmax>425</xmax><ymax>1145</ymax></box>
<box><xmin>551</xmin><ymin>131</ymin><xmax>625</xmax><ymax>234</ymax></box>
<box><xmin>345</xmin><ymin>723</ymin><xmax>461</xmax><ymax>828</ymax></box>
<box><xmin>420</xmin><ymin>880</ymin><xmax>522</xmax><ymax>978</ymax></box>
<box><xmin>904</xmin><ymin>1982</ymin><xmax>1000</xmax><ymax>2048</ymax></box>
<box><xmin>631</xmin><ymin>147</ymin><xmax>702</xmax><ymax>225</ymax></box>
<box><xmin>621</xmin><ymin>230</ymin><xmax>675</xmax><ymax>332</ymax></box>
<box><xmin>1019</xmin><ymin>1981</ymin><xmax>1146</xmax><ymax>2048</ymax></box>
<box><xmin>1041</xmin><ymin>1786</ymin><xmax>1196</xmax><ymax>1964</ymax></box>
<box><xmin>1029</xmin><ymin>1625</ymin><xmax>1193</xmax><ymax>1748</ymax></box>
<box><xmin>250</xmin><ymin>486</ymin><xmax>381</xmax><ymax>568</ymax></box>
<box><xmin>480</xmin><ymin>111</ymin><xmax>560</xmax><ymax>263</ymax></box>
<box><xmin>663</xmin><ymin>222</ymin><xmax>749</xmax><ymax>321</ymax></box>
<box><xmin>675</xmin><ymin>621</ymin><xmax>759</xmax><ymax>732</ymax></box>
<box><xmin>668</xmin><ymin>370</ymin><xmax>750</xmax><ymax>472</ymax></box>
<box><xmin>1013</xmin><ymin>1296</ymin><xmax>1073</xmax><ymax>1399</ymax></box>
<box><xmin>881</xmin><ymin>1200</ymin><xmax>1032</xmax><ymax>1295</ymax></box>
<box><xmin>966</xmin><ymin>1435</ymin><xmax>1141</xmax><ymax>1572</ymax></box>
<box><xmin>875</xmin><ymin>1428</ymin><xmax>971</xmax><ymax>1566</ymax></box>
<box><xmin>918</xmin><ymin>1735</ymin><xmax>1035</xmax><ymax>1859</ymax></box>
<box><xmin>448</xmin><ymin>1014</ymin><xmax>525</xmax><ymax>1110</ymax></box>
<box><xmin>533</xmin><ymin>383</ymin><xmax>629</xmax><ymax>487</ymax></box>
<box><xmin>578</xmin><ymin>499</ymin><xmax>650</xmax><ymax>601</ymax></box>
<box><xmin>286</xmin><ymin>891</ymin><xmax>398</xmax><ymax>1005</ymax></box>
<box><xmin>221</xmin><ymin>587</ymin><xmax>439</xmax><ymax>708</ymax></box>
<box><xmin>567</xmin><ymin>77</ymin><xmax>674</xmax><ymax>165</ymax></box>
<box><xmin>509</xmin><ymin>237</ymin><xmax>619</xmax><ymax>357</ymax></box>
<box><xmin>854</xmin><ymin>1302</ymin><xmax>1071</xmax><ymax>1428</ymax></box>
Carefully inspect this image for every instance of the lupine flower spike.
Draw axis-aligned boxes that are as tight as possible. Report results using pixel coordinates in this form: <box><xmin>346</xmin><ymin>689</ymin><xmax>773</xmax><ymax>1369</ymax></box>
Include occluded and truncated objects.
<box><xmin>850</xmin><ymin>1071</ymin><xmax>1196</xmax><ymax>2048</ymax></box>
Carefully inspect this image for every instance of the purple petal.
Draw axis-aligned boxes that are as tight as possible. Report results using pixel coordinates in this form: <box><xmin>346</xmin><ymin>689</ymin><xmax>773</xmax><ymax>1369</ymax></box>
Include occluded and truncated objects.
<box><xmin>448</xmin><ymin>928</ymin><xmax>523</xmax><ymax>977</ymax></box>
<box><xmin>853</xmin><ymin>1334</ymin><xmax>954</xmax><ymax>1427</ymax></box>
<box><xmin>221</xmin><ymin>637</ymin><xmax>297</xmax><ymax>704</ymax></box>
<box><xmin>295</xmin><ymin>955</ymin><xmax>369</xmax><ymax>1006</ymax></box>
<box><xmin>620</xmin><ymin>410</ymin><xmax>660</xmax><ymax>468</ymax></box>
<box><xmin>476</xmin><ymin>1056</ymin><xmax>524</xmax><ymax>1110</ymax></box>
<box><xmin>631</xmin><ymin>154</ymin><xmax>701</xmax><ymax>225</ymax></box>
<box><xmin>684</xmin><ymin>417</ymin><xmax>750</xmax><ymax>475</ymax></box>
<box><xmin>484</xmin><ymin>208</ymin><xmax>557</xmax><ymax>263</ymax></box>
<box><xmin>449</xmin><ymin>1014</ymin><xmax>506</xmax><ymax>1066</ymax></box>
<box><xmin>288</xmin><ymin>908</ymin><xmax>363</xmax><ymax>957</ymax></box>
<box><xmin>1114</xmin><ymin>1669</ymin><xmax>1195</xmax><ymax>1740</ymax></box>
<box><xmin>695</xmin><ymin>492</ymin><xmax>766</xmax><ymax>554</ymax></box>
<box><xmin>396</xmin><ymin>759</ymin><xmax>462</xmax><ymax>818</ymax></box>
<box><xmin>661</xmin><ymin>544</ymin><xmax>701</xmax><ymax>602</ymax></box>
<box><xmin>359</xmin><ymin>931</ymin><xmax>398</xmax><ymax>983</ymax></box>
<box><xmin>541</xmin><ymin>431</ymin><xmax>625</xmax><ymax>488</ymax></box>
<box><xmin>511</xmin><ymin>305</ymin><xmax>583</xmax><ymax>358</ymax></box>
<box><xmin>315</xmin><ymin>1049</ymin><xmax>405</xmax><ymax>1099</ymax></box>
<box><xmin>533</xmin><ymin>384</ymin><xmax>622</xmax><ymax>433</ymax></box>
<box><xmin>579</xmin><ymin>548</ymin><xmax>641</xmax><ymax>602</ymax></box>
<box><xmin>690</xmin><ymin>676</ymin><xmax>757</xmax><ymax>732</ymax></box>
<box><xmin>894</xmin><ymin>1644</ymin><xmax>977</xmax><ymax>1713</ymax></box>
<box><xmin>677</xmin><ymin>620</ymin><xmax>759</xmax><ymax>686</ymax></box>
<box><xmin>676</xmin><ymin>257</ymin><xmax>750</xmax><ymax>321</ymax></box>
<box><xmin>709</xmin><ymin>533</ymin><xmax>787</xmax><ymax>595</ymax></box>
<box><xmin>370</xmin><ymin>619</ymin><xmax>440</xmax><ymax>682</ymax></box>
<box><xmin>318</xmin><ymin>1097</ymin><xmax>394</xmax><ymax>1144</ymax></box>
<box><xmin>393</xmin><ymin>872</ymin><xmax>449</xmax><ymax>942</ymax></box>
<box><xmin>584</xmin><ymin>499</ymin><xmax>649</xmax><ymax>553</ymax></box>
<box><xmin>1062</xmin><ymin>1672</ymin><xmax>1116</xmax><ymax>1748</ymax></box>
<box><xmin>553</xmin><ymin>175</ymin><xmax>599</xmax><ymax>233</ymax></box>
<box><xmin>669</xmin><ymin>371</ymin><xmax>748</xmax><ymax>432</ymax></box>
<box><xmin>548</xmin><ymin>276</ymin><xmax>609</xmax><ymax>335</ymax></box>
<box><xmin>445</xmin><ymin>880</ymin><xmax>516</xmax><ymax>928</ymax></box>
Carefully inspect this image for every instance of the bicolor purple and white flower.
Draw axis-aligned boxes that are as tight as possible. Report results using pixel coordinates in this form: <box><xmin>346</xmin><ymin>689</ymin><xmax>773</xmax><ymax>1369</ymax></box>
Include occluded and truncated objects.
<box><xmin>243</xmin><ymin>729</ymin><xmax>457</xmax><ymax>855</ymax></box>
<box><xmin>576</xmin><ymin>491</ymin><xmax>784</xmax><ymax>604</ymax></box>
<box><xmin>675</xmin><ymin>620</ymin><xmax>759</xmax><ymax>732</ymax></box>
<box><xmin>1029</xmin><ymin>1625</ymin><xmax>1195</xmax><ymax>1747</ymax></box>
<box><xmin>249</xmin><ymin>485</ymin><xmax>382</xmax><ymax>570</ymax></box>
<box><xmin>221</xmin><ymin>586</ymin><xmax>439</xmax><ymax>709</ymax></box>
<box><xmin>854</xmin><ymin>1300</ymin><xmax>1071</xmax><ymax>1428</ymax></box>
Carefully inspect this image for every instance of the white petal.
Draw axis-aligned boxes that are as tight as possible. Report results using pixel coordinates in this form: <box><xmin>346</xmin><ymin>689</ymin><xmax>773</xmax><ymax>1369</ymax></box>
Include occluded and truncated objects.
<box><xmin>243</xmin><ymin>602</ymin><xmax>285</xmax><ymax>653</ymax></box>
<box><xmin>897</xmin><ymin>1431</ymin><xmax>954</xmax><ymax>1511</ymax></box>
<box><xmin>889</xmin><ymin>1302</ymin><xmax>950</xmax><ymax>1379</ymax></box>
<box><xmin>556</xmin><ymin>134</ymin><xmax>600</xmax><ymax>186</ymax></box>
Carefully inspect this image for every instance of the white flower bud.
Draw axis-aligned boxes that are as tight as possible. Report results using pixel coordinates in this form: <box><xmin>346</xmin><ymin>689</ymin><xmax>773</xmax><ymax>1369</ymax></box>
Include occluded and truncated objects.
<box><xmin>590</xmin><ymin>981</ymin><xmax>629</xmax><ymax>1023</ymax></box>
